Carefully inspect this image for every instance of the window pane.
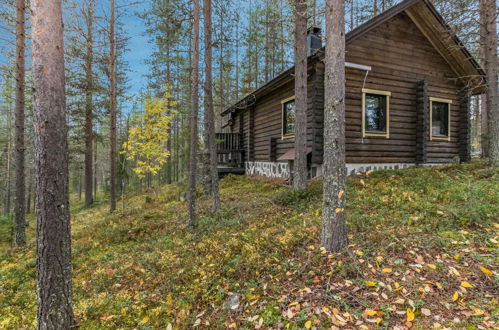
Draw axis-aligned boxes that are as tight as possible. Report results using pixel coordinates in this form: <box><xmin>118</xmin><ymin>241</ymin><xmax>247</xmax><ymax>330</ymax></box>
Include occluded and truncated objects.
<box><xmin>365</xmin><ymin>94</ymin><xmax>387</xmax><ymax>133</ymax></box>
<box><xmin>432</xmin><ymin>101</ymin><xmax>449</xmax><ymax>137</ymax></box>
<box><xmin>283</xmin><ymin>100</ymin><xmax>295</xmax><ymax>135</ymax></box>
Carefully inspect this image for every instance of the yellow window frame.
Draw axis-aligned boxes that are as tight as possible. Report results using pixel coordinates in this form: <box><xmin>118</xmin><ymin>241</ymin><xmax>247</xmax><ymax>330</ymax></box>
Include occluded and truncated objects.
<box><xmin>362</xmin><ymin>88</ymin><xmax>391</xmax><ymax>138</ymax></box>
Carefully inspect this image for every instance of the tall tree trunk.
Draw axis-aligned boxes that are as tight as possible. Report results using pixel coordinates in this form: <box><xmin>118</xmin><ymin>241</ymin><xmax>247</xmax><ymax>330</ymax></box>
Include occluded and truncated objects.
<box><xmin>27</xmin><ymin>167</ymin><xmax>33</xmax><ymax>214</ymax></box>
<box><xmin>293</xmin><ymin>0</ymin><xmax>308</xmax><ymax>190</ymax></box>
<box><xmin>166</xmin><ymin>46</ymin><xmax>172</xmax><ymax>185</ymax></box>
<box><xmin>4</xmin><ymin>80</ymin><xmax>13</xmax><ymax>217</ymax></box>
<box><xmin>109</xmin><ymin>0</ymin><xmax>117</xmax><ymax>212</ymax></box>
<box><xmin>31</xmin><ymin>0</ymin><xmax>75</xmax><ymax>326</ymax></box>
<box><xmin>84</xmin><ymin>0</ymin><xmax>94</xmax><ymax>207</ymax></box>
<box><xmin>373</xmin><ymin>0</ymin><xmax>378</xmax><ymax>16</ymax></box>
<box><xmin>204</xmin><ymin>0</ymin><xmax>221</xmax><ymax>213</ymax></box>
<box><xmin>188</xmin><ymin>0</ymin><xmax>200</xmax><ymax>227</ymax></box>
<box><xmin>322</xmin><ymin>0</ymin><xmax>348</xmax><ymax>252</ymax></box>
<box><xmin>93</xmin><ymin>138</ymin><xmax>97</xmax><ymax>201</ymax></box>
<box><xmin>480</xmin><ymin>0</ymin><xmax>498</xmax><ymax>166</ymax></box>
<box><xmin>14</xmin><ymin>0</ymin><xmax>26</xmax><ymax>246</ymax></box>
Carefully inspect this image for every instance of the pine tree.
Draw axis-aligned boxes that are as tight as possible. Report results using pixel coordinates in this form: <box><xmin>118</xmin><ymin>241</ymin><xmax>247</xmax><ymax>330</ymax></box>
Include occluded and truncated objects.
<box><xmin>203</xmin><ymin>0</ymin><xmax>221</xmax><ymax>212</ymax></box>
<box><xmin>14</xmin><ymin>0</ymin><xmax>26</xmax><ymax>246</ymax></box>
<box><xmin>293</xmin><ymin>0</ymin><xmax>308</xmax><ymax>190</ymax></box>
<box><xmin>322</xmin><ymin>0</ymin><xmax>348</xmax><ymax>252</ymax></box>
<box><xmin>479</xmin><ymin>0</ymin><xmax>498</xmax><ymax>166</ymax></box>
<box><xmin>188</xmin><ymin>0</ymin><xmax>200</xmax><ymax>227</ymax></box>
<box><xmin>31</xmin><ymin>0</ymin><xmax>75</xmax><ymax>326</ymax></box>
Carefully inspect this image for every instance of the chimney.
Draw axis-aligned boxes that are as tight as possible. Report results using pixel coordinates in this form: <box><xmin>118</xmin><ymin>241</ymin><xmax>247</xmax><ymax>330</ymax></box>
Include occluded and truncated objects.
<box><xmin>307</xmin><ymin>26</ymin><xmax>322</xmax><ymax>56</ymax></box>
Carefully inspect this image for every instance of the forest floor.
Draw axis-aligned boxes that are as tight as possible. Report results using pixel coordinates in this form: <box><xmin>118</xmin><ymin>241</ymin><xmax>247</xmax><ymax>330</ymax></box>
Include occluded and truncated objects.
<box><xmin>0</xmin><ymin>159</ymin><xmax>498</xmax><ymax>329</ymax></box>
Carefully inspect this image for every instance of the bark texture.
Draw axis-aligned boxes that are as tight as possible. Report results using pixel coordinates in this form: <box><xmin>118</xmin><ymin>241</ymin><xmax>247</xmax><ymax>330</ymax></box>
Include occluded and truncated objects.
<box><xmin>14</xmin><ymin>0</ymin><xmax>26</xmax><ymax>246</ymax></box>
<box><xmin>293</xmin><ymin>0</ymin><xmax>308</xmax><ymax>190</ymax></box>
<box><xmin>480</xmin><ymin>0</ymin><xmax>498</xmax><ymax>166</ymax></box>
<box><xmin>31</xmin><ymin>0</ymin><xmax>75</xmax><ymax>327</ymax></box>
<box><xmin>84</xmin><ymin>0</ymin><xmax>94</xmax><ymax>207</ymax></box>
<box><xmin>109</xmin><ymin>0</ymin><xmax>117</xmax><ymax>212</ymax></box>
<box><xmin>188</xmin><ymin>0</ymin><xmax>200</xmax><ymax>227</ymax></box>
<box><xmin>322</xmin><ymin>0</ymin><xmax>349</xmax><ymax>252</ymax></box>
<box><xmin>203</xmin><ymin>0</ymin><xmax>221</xmax><ymax>212</ymax></box>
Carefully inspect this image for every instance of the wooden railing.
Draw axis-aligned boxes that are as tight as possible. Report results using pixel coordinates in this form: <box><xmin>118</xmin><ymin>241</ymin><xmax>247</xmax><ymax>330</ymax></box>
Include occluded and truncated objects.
<box><xmin>216</xmin><ymin>133</ymin><xmax>244</xmax><ymax>168</ymax></box>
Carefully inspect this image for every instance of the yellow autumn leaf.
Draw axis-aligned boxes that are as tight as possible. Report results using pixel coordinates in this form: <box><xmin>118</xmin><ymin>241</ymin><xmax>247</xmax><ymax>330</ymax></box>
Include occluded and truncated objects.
<box><xmin>335</xmin><ymin>208</ymin><xmax>344</xmax><ymax>213</ymax></box>
<box><xmin>375</xmin><ymin>317</ymin><xmax>382</xmax><ymax>324</ymax></box>
<box><xmin>355</xmin><ymin>250</ymin><xmax>364</xmax><ymax>256</ymax></box>
<box><xmin>338</xmin><ymin>190</ymin><xmax>344</xmax><ymax>199</ymax></box>
<box><xmin>382</xmin><ymin>268</ymin><xmax>392</xmax><ymax>273</ymax></box>
<box><xmin>141</xmin><ymin>316</ymin><xmax>149</xmax><ymax>323</ymax></box>
<box><xmin>289</xmin><ymin>301</ymin><xmax>299</xmax><ymax>307</ymax></box>
<box><xmin>427</xmin><ymin>264</ymin><xmax>437</xmax><ymax>270</ymax></box>
<box><xmin>406</xmin><ymin>308</ymin><xmax>415</xmax><ymax>322</ymax></box>
<box><xmin>480</xmin><ymin>266</ymin><xmax>492</xmax><ymax>276</ymax></box>
<box><xmin>473</xmin><ymin>308</ymin><xmax>484</xmax><ymax>316</ymax></box>
<box><xmin>365</xmin><ymin>309</ymin><xmax>377</xmax><ymax>316</ymax></box>
<box><xmin>452</xmin><ymin>292</ymin><xmax>459</xmax><ymax>301</ymax></box>
<box><xmin>461</xmin><ymin>281</ymin><xmax>474</xmax><ymax>288</ymax></box>
<box><xmin>304</xmin><ymin>320</ymin><xmax>312</xmax><ymax>329</ymax></box>
<box><xmin>365</xmin><ymin>281</ymin><xmax>376</xmax><ymax>287</ymax></box>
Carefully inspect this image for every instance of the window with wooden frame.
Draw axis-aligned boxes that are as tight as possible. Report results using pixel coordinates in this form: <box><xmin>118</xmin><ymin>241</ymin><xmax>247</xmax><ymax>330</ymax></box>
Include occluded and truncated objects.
<box><xmin>430</xmin><ymin>97</ymin><xmax>451</xmax><ymax>141</ymax></box>
<box><xmin>362</xmin><ymin>88</ymin><xmax>391</xmax><ymax>138</ymax></box>
<box><xmin>281</xmin><ymin>96</ymin><xmax>296</xmax><ymax>139</ymax></box>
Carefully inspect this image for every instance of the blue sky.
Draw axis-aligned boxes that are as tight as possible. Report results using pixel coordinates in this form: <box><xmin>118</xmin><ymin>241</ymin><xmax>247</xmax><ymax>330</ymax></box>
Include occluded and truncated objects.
<box><xmin>121</xmin><ymin>3</ymin><xmax>153</xmax><ymax>97</ymax></box>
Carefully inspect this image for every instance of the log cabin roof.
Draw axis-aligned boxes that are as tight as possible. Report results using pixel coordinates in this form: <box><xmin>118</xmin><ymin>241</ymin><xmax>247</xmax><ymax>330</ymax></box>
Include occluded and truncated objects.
<box><xmin>222</xmin><ymin>0</ymin><xmax>485</xmax><ymax>117</ymax></box>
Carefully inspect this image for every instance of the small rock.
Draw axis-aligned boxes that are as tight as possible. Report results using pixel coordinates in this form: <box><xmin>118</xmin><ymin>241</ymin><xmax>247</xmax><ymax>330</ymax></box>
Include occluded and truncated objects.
<box><xmin>179</xmin><ymin>191</ymin><xmax>188</xmax><ymax>202</ymax></box>
<box><xmin>225</xmin><ymin>294</ymin><xmax>241</xmax><ymax>312</ymax></box>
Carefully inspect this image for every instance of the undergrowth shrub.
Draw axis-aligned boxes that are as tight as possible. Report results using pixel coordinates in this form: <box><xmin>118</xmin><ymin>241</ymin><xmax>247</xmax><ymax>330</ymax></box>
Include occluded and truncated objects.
<box><xmin>272</xmin><ymin>181</ymin><xmax>322</xmax><ymax>210</ymax></box>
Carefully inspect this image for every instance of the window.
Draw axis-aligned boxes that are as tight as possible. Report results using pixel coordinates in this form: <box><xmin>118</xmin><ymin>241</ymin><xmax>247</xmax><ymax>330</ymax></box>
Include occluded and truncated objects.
<box><xmin>362</xmin><ymin>88</ymin><xmax>391</xmax><ymax>138</ymax></box>
<box><xmin>430</xmin><ymin>97</ymin><xmax>451</xmax><ymax>141</ymax></box>
<box><xmin>282</xmin><ymin>97</ymin><xmax>295</xmax><ymax>138</ymax></box>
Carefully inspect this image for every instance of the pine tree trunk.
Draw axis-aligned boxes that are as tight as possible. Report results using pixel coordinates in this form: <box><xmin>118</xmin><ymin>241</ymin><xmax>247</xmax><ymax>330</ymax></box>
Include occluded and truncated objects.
<box><xmin>27</xmin><ymin>168</ymin><xmax>33</xmax><ymax>214</ymax></box>
<box><xmin>204</xmin><ymin>0</ymin><xmax>221</xmax><ymax>213</ymax></box>
<box><xmin>322</xmin><ymin>0</ymin><xmax>348</xmax><ymax>253</ymax></box>
<box><xmin>480</xmin><ymin>0</ymin><xmax>499</xmax><ymax>166</ymax></box>
<box><xmin>84</xmin><ymin>0</ymin><xmax>94</xmax><ymax>207</ymax></box>
<box><xmin>31</xmin><ymin>0</ymin><xmax>75</xmax><ymax>326</ymax></box>
<box><xmin>479</xmin><ymin>0</ymin><xmax>488</xmax><ymax>158</ymax></box>
<box><xmin>109</xmin><ymin>0</ymin><xmax>117</xmax><ymax>212</ymax></box>
<box><xmin>93</xmin><ymin>138</ymin><xmax>97</xmax><ymax>201</ymax></box>
<box><xmin>188</xmin><ymin>0</ymin><xmax>200</xmax><ymax>227</ymax></box>
<box><xmin>166</xmin><ymin>47</ymin><xmax>172</xmax><ymax>185</ymax></box>
<box><xmin>14</xmin><ymin>0</ymin><xmax>26</xmax><ymax>246</ymax></box>
<box><xmin>293</xmin><ymin>0</ymin><xmax>308</xmax><ymax>190</ymax></box>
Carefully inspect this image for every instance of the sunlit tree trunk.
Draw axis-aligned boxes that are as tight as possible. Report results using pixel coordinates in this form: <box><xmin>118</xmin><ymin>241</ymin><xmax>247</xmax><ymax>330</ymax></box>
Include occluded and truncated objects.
<box><xmin>31</xmin><ymin>0</ymin><xmax>75</xmax><ymax>326</ymax></box>
<box><xmin>322</xmin><ymin>0</ymin><xmax>349</xmax><ymax>252</ymax></box>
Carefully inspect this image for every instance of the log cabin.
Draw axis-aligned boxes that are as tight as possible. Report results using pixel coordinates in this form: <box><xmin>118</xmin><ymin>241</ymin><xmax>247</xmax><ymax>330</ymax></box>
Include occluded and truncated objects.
<box><xmin>216</xmin><ymin>0</ymin><xmax>485</xmax><ymax>179</ymax></box>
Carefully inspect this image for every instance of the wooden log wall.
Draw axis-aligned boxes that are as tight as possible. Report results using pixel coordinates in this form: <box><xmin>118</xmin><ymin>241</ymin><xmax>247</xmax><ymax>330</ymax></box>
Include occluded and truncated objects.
<box><xmin>228</xmin><ymin>11</ymin><xmax>469</xmax><ymax>166</ymax></box>
<box><xmin>416</xmin><ymin>80</ymin><xmax>429</xmax><ymax>164</ymax></box>
<box><xmin>344</xmin><ymin>12</ymin><xmax>465</xmax><ymax>164</ymax></box>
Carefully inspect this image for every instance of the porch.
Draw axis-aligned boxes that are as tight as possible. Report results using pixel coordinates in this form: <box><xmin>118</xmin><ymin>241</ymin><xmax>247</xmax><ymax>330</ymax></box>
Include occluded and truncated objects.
<box><xmin>216</xmin><ymin>133</ymin><xmax>245</xmax><ymax>176</ymax></box>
